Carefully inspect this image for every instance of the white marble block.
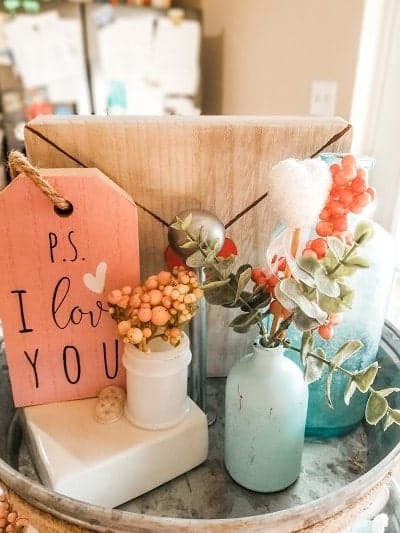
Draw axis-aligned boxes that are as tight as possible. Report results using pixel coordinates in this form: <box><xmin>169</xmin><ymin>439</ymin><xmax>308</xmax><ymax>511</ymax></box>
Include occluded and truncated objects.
<box><xmin>21</xmin><ymin>397</ymin><xmax>208</xmax><ymax>507</ymax></box>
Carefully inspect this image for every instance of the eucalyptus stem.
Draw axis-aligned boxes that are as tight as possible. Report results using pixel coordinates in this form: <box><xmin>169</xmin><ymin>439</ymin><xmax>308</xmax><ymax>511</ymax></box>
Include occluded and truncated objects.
<box><xmin>327</xmin><ymin>241</ymin><xmax>359</xmax><ymax>276</ymax></box>
<box><xmin>283</xmin><ymin>341</ymin><xmax>355</xmax><ymax>378</ymax></box>
<box><xmin>266</xmin><ymin>316</ymin><xmax>294</xmax><ymax>347</ymax></box>
<box><xmin>185</xmin><ymin>229</ymin><xmax>269</xmax><ymax>339</ymax></box>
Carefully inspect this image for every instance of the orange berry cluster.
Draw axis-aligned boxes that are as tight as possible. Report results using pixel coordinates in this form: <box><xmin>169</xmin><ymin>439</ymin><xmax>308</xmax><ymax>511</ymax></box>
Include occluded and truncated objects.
<box><xmin>108</xmin><ymin>266</ymin><xmax>203</xmax><ymax>351</ymax></box>
<box><xmin>301</xmin><ymin>154</ymin><xmax>375</xmax><ymax>340</ymax></box>
<box><xmin>251</xmin><ymin>156</ymin><xmax>374</xmax><ymax>342</ymax></box>
<box><xmin>251</xmin><ymin>257</ymin><xmax>291</xmax><ymax>320</ymax></box>
<box><xmin>251</xmin><ymin>255</ymin><xmax>287</xmax><ymax>297</ymax></box>
<box><xmin>317</xmin><ymin>312</ymin><xmax>343</xmax><ymax>340</ymax></box>
<box><xmin>0</xmin><ymin>492</ymin><xmax>29</xmax><ymax>532</ymax></box>
<box><xmin>314</xmin><ymin>154</ymin><xmax>375</xmax><ymax>242</ymax></box>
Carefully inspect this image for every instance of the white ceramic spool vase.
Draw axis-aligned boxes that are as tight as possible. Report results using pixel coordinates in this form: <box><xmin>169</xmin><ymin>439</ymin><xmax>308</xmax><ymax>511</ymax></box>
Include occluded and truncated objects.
<box><xmin>122</xmin><ymin>332</ymin><xmax>192</xmax><ymax>430</ymax></box>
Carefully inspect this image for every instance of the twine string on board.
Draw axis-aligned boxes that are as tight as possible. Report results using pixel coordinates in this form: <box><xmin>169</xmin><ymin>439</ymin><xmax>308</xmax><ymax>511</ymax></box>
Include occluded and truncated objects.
<box><xmin>23</xmin><ymin>122</ymin><xmax>352</xmax><ymax>228</ymax></box>
<box><xmin>8</xmin><ymin>150</ymin><xmax>71</xmax><ymax>213</ymax></box>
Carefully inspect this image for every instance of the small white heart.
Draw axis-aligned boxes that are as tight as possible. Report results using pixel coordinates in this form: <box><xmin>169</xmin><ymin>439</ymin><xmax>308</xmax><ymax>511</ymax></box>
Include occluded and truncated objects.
<box><xmin>83</xmin><ymin>262</ymin><xmax>107</xmax><ymax>294</ymax></box>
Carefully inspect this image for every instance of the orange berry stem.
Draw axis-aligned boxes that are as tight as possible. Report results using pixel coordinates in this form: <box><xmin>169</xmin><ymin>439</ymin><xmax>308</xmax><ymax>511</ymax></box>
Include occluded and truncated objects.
<box><xmin>270</xmin><ymin>310</ymin><xmax>281</xmax><ymax>338</ymax></box>
<box><xmin>290</xmin><ymin>228</ymin><xmax>301</xmax><ymax>258</ymax></box>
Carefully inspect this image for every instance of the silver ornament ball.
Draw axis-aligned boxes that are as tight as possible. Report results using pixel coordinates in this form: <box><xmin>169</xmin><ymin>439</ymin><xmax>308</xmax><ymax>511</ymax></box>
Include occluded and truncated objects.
<box><xmin>168</xmin><ymin>208</ymin><xmax>225</xmax><ymax>258</ymax></box>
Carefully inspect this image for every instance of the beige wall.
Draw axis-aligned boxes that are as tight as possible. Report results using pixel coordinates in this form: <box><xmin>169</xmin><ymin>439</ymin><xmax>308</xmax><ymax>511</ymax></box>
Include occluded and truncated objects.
<box><xmin>194</xmin><ymin>0</ymin><xmax>365</xmax><ymax>118</ymax></box>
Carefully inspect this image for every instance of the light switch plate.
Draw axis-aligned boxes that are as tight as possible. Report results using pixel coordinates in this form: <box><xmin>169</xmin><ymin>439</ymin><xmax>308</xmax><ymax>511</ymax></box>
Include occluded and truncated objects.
<box><xmin>310</xmin><ymin>81</ymin><xmax>337</xmax><ymax>116</ymax></box>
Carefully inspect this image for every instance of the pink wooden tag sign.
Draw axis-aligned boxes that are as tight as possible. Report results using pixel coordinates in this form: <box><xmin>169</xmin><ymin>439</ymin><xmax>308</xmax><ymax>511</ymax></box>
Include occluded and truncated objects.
<box><xmin>0</xmin><ymin>168</ymin><xmax>140</xmax><ymax>407</ymax></box>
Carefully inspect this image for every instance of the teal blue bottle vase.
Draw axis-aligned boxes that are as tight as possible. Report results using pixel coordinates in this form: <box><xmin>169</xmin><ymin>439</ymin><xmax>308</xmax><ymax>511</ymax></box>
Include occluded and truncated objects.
<box><xmin>224</xmin><ymin>342</ymin><xmax>308</xmax><ymax>492</ymax></box>
<box><xmin>285</xmin><ymin>221</ymin><xmax>395</xmax><ymax>438</ymax></box>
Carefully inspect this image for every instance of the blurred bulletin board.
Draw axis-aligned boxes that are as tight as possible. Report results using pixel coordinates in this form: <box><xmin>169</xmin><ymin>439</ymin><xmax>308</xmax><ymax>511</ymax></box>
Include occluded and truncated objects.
<box><xmin>86</xmin><ymin>4</ymin><xmax>201</xmax><ymax>116</ymax></box>
<box><xmin>1</xmin><ymin>3</ymin><xmax>201</xmax><ymax>117</ymax></box>
<box><xmin>1</xmin><ymin>2</ymin><xmax>91</xmax><ymax>113</ymax></box>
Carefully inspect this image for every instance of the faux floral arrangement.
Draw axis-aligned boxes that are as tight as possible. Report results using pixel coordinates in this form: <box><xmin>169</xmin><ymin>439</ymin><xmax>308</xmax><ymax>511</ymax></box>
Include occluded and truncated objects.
<box><xmin>170</xmin><ymin>154</ymin><xmax>400</xmax><ymax>430</ymax></box>
<box><xmin>107</xmin><ymin>266</ymin><xmax>203</xmax><ymax>352</ymax></box>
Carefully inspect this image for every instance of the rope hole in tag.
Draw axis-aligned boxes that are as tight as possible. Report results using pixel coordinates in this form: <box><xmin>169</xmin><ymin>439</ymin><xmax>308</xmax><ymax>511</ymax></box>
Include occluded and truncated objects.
<box><xmin>8</xmin><ymin>150</ymin><xmax>72</xmax><ymax>216</ymax></box>
<box><xmin>54</xmin><ymin>201</ymin><xmax>74</xmax><ymax>217</ymax></box>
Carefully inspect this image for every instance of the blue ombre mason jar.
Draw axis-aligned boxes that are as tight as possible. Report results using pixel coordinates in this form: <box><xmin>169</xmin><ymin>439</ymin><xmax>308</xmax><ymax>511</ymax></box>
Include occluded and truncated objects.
<box><xmin>285</xmin><ymin>153</ymin><xmax>396</xmax><ymax>438</ymax></box>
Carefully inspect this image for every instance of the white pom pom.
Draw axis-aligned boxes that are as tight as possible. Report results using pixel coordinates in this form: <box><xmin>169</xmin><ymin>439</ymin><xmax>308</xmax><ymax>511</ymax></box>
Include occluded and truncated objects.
<box><xmin>267</xmin><ymin>158</ymin><xmax>331</xmax><ymax>228</ymax></box>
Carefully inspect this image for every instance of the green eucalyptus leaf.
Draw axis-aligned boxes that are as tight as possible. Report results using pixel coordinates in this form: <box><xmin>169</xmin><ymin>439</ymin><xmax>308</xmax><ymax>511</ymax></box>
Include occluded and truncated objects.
<box><xmin>314</xmin><ymin>347</ymin><xmax>327</xmax><ymax>360</ymax></box>
<box><xmin>318</xmin><ymin>282</ymin><xmax>354</xmax><ymax>313</ymax></box>
<box><xmin>209</xmin><ymin>238</ymin><xmax>219</xmax><ymax>251</ymax></box>
<box><xmin>292</xmin><ymin>258</ymin><xmax>315</xmax><ymax>287</ymax></box>
<box><xmin>248</xmin><ymin>290</ymin><xmax>271</xmax><ymax>309</ymax></box>
<box><xmin>325</xmin><ymin>370</ymin><xmax>334</xmax><ymax>408</ymax></box>
<box><xmin>365</xmin><ymin>392</ymin><xmax>388</xmax><ymax>425</ymax></box>
<box><xmin>279</xmin><ymin>279</ymin><xmax>327</xmax><ymax>322</ymax></box>
<box><xmin>229</xmin><ymin>310</ymin><xmax>259</xmax><ymax>329</ymax></box>
<box><xmin>344</xmin><ymin>378</ymin><xmax>357</xmax><ymax>406</ymax></box>
<box><xmin>235</xmin><ymin>266</ymin><xmax>252</xmax><ymax>303</ymax></box>
<box><xmin>274</xmin><ymin>282</ymin><xmax>298</xmax><ymax>312</ymax></box>
<box><xmin>186</xmin><ymin>250</ymin><xmax>206</xmax><ymax>268</ymax></box>
<box><xmin>199</xmin><ymin>224</ymin><xmax>208</xmax><ymax>244</ymax></box>
<box><xmin>217</xmin><ymin>255</ymin><xmax>236</xmax><ymax>278</ymax></box>
<box><xmin>292</xmin><ymin>310</ymin><xmax>321</xmax><ymax>331</ymax></box>
<box><xmin>322</xmin><ymin>251</ymin><xmax>337</xmax><ymax>272</ymax></box>
<box><xmin>337</xmin><ymin>282</ymin><xmax>355</xmax><ymax>307</ymax></box>
<box><xmin>327</xmin><ymin>236</ymin><xmax>346</xmax><ymax>260</ymax></box>
<box><xmin>236</xmin><ymin>264</ymin><xmax>253</xmax><ymax>279</ymax></box>
<box><xmin>314</xmin><ymin>269</ymin><xmax>340</xmax><ymax>297</ymax></box>
<box><xmin>384</xmin><ymin>414</ymin><xmax>395</xmax><ymax>431</ymax></box>
<box><xmin>179</xmin><ymin>240</ymin><xmax>198</xmax><ymax>250</ymax></box>
<box><xmin>181</xmin><ymin>213</ymin><xmax>193</xmax><ymax>232</ymax></box>
<box><xmin>376</xmin><ymin>387</ymin><xmax>400</xmax><ymax>398</ymax></box>
<box><xmin>388</xmin><ymin>409</ymin><xmax>400</xmax><ymax>425</ymax></box>
<box><xmin>300</xmin><ymin>330</ymin><xmax>313</xmax><ymax>365</ymax></box>
<box><xmin>169</xmin><ymin>216</ymin><xmax>183</xmax><ymax>230</ymax></box>
<box><xmin>238</xmin><ymin>290</ymin><xmax>252</xmax><ymax>302</ymax></box>
<box><xmin>345</xmin><ymin>256</ymin><xmax>370</xmax><ymax>268</ymax></box>
<box><xmin>169</xmin><ymin>222</ymin><xmax>181</xmax><ymax>230</ymax></box>
<box><xmin>304</xmin><ymin>356</ymin><xmax>324</xmax><ymax>384</ymax></box>
<box><xmin>297</xmin><ymin>256</ymin><xmax>320</xmax><ymax>276</ymax></box>
<box><xmin>329</xmin><ymin>264</ymin><xmax>359</xmax><ymax>278</ymax></box>
<box><xmin>205</xmin><ymin>249</ymin><xmax>217</xmax><ymax>264</ymax></box>
<box><xmin>202</xmin><ymin>279</ymin><xmax>230</xmax><ymax>290</ymax></box>
<box><xmin>353</xmin><ymin>362</ymin><xmax>379</xmax><ymax>393</ymax></box>
<box><xmin>331</xmin><ymin>340</ymin><xmax>363</xmax><ymax>368</ymax></box>
<box><xmin>204</xmin><ymin>283</ymin><xmax>235</xmax><ymax>306</ymax></box>
<box><xmin>354</xmin><ymin>220</ymin><xmax>374</xmax><ymax>244</ymax></box>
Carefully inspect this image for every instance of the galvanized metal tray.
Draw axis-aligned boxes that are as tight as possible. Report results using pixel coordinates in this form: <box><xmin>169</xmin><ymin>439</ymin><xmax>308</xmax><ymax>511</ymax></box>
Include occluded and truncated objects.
<box><xmin>0</xmin><ymin>323</ymin><xmax>400</xmax><ymax>532</ymax></box>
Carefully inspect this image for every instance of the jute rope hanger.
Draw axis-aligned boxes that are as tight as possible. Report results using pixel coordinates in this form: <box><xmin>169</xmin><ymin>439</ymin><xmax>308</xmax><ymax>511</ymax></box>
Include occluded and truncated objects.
<box><xmin>8</xmin><ymin>150</ymin><xmax>71</xmax><ymax>212</ymax></box>
<box><xmin>12</xmin><ymin>122</ymin><xmax>352</xmax><ymax>226</ymax></box>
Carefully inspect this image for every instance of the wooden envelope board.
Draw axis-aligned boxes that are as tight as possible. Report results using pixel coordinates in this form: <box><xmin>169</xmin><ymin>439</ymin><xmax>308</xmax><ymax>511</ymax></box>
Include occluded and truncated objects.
<box><xmin>0</xmin><ymin>168</ymin><xmax>140</xmax><ymax>406</ymax></box>
<box><xmin>24</xmin><ymin>115</ymin><xmax>352</xmax><ymax>375</ymax></box>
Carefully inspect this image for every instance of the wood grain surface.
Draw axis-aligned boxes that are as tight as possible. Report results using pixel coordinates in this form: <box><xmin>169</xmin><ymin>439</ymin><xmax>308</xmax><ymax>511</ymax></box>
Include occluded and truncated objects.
<box><xmin>24</xmin><ymin>115</ymin><xmax>352</xmax><ymax>375</ymax></box>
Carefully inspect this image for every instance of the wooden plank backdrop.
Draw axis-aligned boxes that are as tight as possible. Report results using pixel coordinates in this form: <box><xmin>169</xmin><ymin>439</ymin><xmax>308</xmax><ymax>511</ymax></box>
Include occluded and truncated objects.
<box><xmin>24</xmin><ymin>115</ymin><xmax>352</xmax><ymax>375</ymax></box>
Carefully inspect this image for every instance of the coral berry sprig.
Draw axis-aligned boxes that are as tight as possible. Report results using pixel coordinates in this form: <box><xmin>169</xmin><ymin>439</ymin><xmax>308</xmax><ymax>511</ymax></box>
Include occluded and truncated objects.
<box><xmin>169</xmin><ymin>154</ymin><xmax>400</xmax><ymax>429</ymax></box>
<box><xmin>257</xmin><ymin>155</ymin><xmax>376</xmax><ymax>343</ymax></box>
<box><xmin>108</xmin><ymin>266</ymin><xmax>203</xmax><ymax>352</ymax></box>
<box><xmin>315</xmin><ymin>154</ymin><xmax>375</xmax><ymax>240</ymax></box>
